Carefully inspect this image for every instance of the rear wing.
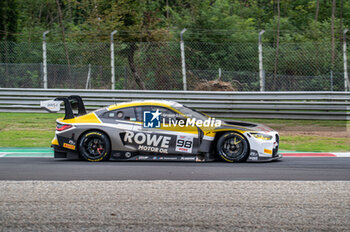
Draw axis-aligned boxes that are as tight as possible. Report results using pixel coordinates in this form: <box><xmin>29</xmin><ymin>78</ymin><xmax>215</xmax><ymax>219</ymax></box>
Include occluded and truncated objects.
<box><xmin>40</xmin><ymin>95</ymin><xmax>87</xmax><ymax>120</ymax></box>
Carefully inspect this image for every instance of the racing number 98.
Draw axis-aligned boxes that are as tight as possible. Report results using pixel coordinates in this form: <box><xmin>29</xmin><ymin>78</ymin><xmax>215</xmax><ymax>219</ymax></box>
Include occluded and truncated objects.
<box><xmin>177</xmin><ymin>139</ymin><xmax>192</xmax><ymax>148</ymax></box>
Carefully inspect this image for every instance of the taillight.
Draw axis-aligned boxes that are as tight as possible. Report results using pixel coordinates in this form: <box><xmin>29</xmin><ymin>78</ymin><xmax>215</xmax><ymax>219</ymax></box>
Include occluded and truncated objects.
<box><xmin>56</xmin><ymin>124</ymin><xmax>72</xmax><ymax>131</ymax></box>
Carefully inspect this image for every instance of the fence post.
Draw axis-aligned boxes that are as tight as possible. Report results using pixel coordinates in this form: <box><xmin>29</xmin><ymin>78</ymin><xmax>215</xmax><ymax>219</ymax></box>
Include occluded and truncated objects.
<box><xmin>330</xmin><ymin>71</ymin><xmax>334</xmax><ymax>91</ymax></box>
<box><xmin>40</xmin><ymin>62</ymin><xmax>43</xmax><ymax>88</ymax></box>
<box><xmin>124</xmin><ymin>66</ymin><xmax>127</xmax><ymax>89</ymax></box>
<box><xmin>258</xmin><ymin>30</ymin><xmax>265</xmax><ymax>92</ymax></box>
<box><xmin>42</xmin><ymin>30</ymin><xmax>49</xmax><ymax>89</ymax></box>
<box><xmin>343</xmin><ymin>29</ymin><xmax>349</xmax><ymax>91</ymax></box>
<box><xmin>110</xmin><ymin>30</ymin><xmax>117</xmax><ymax>90</ymax></box>
<box><xmin>180</xmin><ymin>28</ymin><xmax>187</xmax><ymax>91</ymax></box>
<box><xmin>86</xmin><ymin>64</ymin><xmax>91</xmax><ymax>89</ymax></box>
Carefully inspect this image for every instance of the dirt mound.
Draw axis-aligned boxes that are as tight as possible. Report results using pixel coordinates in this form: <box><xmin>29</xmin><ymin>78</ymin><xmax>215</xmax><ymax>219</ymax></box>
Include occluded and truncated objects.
<box><xmin>194</xmin><ymin>79</ymin><xmax>237</xmax><ymax>91</ymax></box>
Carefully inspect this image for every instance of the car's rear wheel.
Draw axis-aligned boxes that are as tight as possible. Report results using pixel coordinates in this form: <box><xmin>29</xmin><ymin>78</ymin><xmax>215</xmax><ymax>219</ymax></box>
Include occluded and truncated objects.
<box><xmin>79</xmin><ymin>131</ymin><xmax>111</xmax><ymax>162</ymax></box>
<box><xmin>216</xmin><ymin>132</ymin><xmax>249</xmax><ymax>162</ymax></box>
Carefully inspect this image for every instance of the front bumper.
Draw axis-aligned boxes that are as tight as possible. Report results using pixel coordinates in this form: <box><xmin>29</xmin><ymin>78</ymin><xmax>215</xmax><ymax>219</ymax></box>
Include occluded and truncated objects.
<box><xmin>245</xmin><ymin>131</ymin><xmax>281</xmax><ymax>162</ymax></box>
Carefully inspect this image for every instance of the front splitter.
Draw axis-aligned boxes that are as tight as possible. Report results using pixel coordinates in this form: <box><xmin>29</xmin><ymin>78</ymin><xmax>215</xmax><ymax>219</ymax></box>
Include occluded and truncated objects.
<box><xmin>247</xmin><ymin>153</ymin><xmax>283</xmax><ymax>162</ymax></box>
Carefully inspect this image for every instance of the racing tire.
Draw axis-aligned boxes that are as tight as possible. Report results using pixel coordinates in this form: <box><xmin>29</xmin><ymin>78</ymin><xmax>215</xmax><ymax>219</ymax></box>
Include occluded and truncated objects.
<box><xmin>216</xmin><ymin>132</ymin><xmax>249</xmax><ymax>162</ymax></box>
<box><xmin>78</xmin><ymin>131</ymin><xmax>111</xmax><ymax>162</ymax></box>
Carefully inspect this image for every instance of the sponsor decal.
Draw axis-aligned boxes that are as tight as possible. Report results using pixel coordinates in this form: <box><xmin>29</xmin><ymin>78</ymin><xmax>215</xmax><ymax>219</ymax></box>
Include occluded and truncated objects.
<box><xmin>112</xmin><ymin>152</ymin><xmax>122</xmax><ymax>158</ymax></box>
<box><xmin>137</xmin><ymin>145</ymin><xmax>168</xmax><ymax>153</ymax></box>
<box><xmin>264</xmin><ymin>149</ymin><xmax>272</xmax><ymax>155</ymax></box>
<box><xmin>175</xmin><ymin>135</ymin><xmax>193</xmax><ymax>153</ymax></box>
<box><xmin>46</xmin><ymin>102</ymin><xmax>60</xmax><ymax>109</ymax></box>
<box><xmin>63</xmin><ymin>143</ymin><xmax>76</xmax><ymax>150</ymax></box>
<box><xmin>40</xmin><ymin>100</ymin><xmax>62</xmax><ymax>112</ymax></box>
<box><xmin>248</xmin><ymin>150</ymin><xmax>259</xmax><ymax>161</ymax></box>
<box><xmin>138</xmin><ymin>155</ymin><xmax>149</xmax><ymax>160</ymax></box>
<box><xmin>142</xmin><ymin>110</ymin><xmax>221</xmax><ymax>128</ymax></box>
<box><xmin>180</xmin><ymin>156</ymin><xmax>196</xmax><ymax>161</ymax></box>
<box><xmin>123</xmin><ymin>131</ymin><xmax>170</xmax><ymax>154</ymax></box>
<box><xmin>163</xmin><ymin>117</ymin><xmax>221</xmax><ymax>128</ymax></box>
<box><xmin>158</xmin><ymin>156</ymin><xmax>178</xmax><ymax>161</ymax></box>
<box><xmin>143</xmin><ymin>110</ymin><xmax>161</xmax><ymax>128</ymax></box>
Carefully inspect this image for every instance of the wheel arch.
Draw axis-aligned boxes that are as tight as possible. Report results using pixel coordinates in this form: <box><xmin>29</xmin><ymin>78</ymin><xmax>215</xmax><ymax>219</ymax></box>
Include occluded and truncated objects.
<box><xmin>213</xmin><ymin>130</ymin><xmax>251</xmax><ymax>158</ymax></box>
<box><xmin>77</xmin><ymin>128</ymin><xmax>112</xmax><ymax>152</ymax></box>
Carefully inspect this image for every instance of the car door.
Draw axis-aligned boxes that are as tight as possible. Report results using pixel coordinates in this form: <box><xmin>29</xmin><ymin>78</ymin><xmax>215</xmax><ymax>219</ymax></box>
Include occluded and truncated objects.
<box><xmin>132</xmin><ymin>105</ymin><xmax>200</xmax><ymax>156</ymax></box>
<box><xmin>99</xmin><ymin>106</ymin><xmax>140</xmax><ymax>152</ymax></box>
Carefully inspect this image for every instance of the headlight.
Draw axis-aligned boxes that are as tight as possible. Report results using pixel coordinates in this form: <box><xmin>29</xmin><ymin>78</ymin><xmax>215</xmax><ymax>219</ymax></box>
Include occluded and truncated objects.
<box><xmin>251</xmin><ymin>133</ymin><xmax>273</xmax><ymax>140</ymax></box>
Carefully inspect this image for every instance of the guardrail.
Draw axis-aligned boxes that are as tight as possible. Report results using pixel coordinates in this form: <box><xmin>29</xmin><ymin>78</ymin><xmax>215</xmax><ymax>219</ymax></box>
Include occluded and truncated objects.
<box><xmin>0</xmin><ymin>88</ymin><xmax>349</xmax><ymax>120</ymax></box>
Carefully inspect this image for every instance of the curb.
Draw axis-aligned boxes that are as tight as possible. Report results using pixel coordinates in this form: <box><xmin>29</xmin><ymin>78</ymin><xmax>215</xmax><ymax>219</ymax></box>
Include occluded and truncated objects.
<box><xmin>282</xmin><ymin>152</ymin><xmax>350</xmax><ymax>157</ymax></box>
<box><xmin>0</xmin><ymin>148</ymin><xmax>350</xmax><ymax>158</ymax></box>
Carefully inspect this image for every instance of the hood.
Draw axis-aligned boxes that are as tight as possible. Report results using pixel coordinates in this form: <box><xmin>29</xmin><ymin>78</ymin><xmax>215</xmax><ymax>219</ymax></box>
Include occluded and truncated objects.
<box><xmin>221</xmin><ymin>120</ymin><xmax>275</xmax><ymax>133</ymax></box>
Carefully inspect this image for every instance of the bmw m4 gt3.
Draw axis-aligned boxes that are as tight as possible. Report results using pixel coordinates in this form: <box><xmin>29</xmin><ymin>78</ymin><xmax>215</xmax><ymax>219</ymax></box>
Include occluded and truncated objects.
<box><xmin>41</xmin><ymin>96</ymin><xmax>282</xmax><ymax>162</ymax></box>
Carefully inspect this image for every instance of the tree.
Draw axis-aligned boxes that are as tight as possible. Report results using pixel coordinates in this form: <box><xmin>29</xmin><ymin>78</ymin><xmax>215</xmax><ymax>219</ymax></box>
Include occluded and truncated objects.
<box><xmin>0</xmin><ymin>0</ymin><xmax>18</xmax><ymax>41</ymax></box>
<box><xmin>0</xmin><ymin>0</ymin><xmax>18</xmax><ymax>87</ymax></box>
<box><xmin>315</xmin><ymin>0</ymin><xmax>320</xmax><ymax>22</ymax></box>
<box><xmin>56</xmin><ymin>0</ymin><xmax>71</xmax><ymax>78</ymax></box>
<box><xmin>70</xmin><ymin>0</ymin><xmax>170</xmax><ymax>89</ymax></box>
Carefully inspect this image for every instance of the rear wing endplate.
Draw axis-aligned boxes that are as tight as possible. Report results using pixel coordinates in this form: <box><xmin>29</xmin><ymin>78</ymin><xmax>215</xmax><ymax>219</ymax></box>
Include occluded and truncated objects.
<box><xmin>40</xmin><ymin>95</ymin><xmax>87</xmax><ymax>120</ymax></box>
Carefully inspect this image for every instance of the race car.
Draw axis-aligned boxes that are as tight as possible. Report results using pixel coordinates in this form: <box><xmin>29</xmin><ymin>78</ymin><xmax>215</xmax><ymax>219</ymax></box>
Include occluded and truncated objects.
<box><xmin>41</xmin><ymin>95</ymin><xmax>282</xmax><ymax>162</ymax></box>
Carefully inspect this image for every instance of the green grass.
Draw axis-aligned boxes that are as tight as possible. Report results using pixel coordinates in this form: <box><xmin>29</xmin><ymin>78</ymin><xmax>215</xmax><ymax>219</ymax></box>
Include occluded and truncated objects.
<box><xmin>0</xmin><ymin>113</ymin><xmax>63</xmax><ymax>147</ymax></box>
<box><xmin>280</xmin><ymin>136</ymin><xmax>350</xmax><ymax>152</ymax></box>
<box><xmin>0</xmin><ymin>113</ymin><xmax>349</xmax><ymax>151</ymax></box>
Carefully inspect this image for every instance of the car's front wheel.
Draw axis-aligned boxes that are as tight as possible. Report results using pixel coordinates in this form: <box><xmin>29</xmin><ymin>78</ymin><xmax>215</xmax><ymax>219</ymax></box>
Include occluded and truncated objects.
<box><xmin>78</xmin><ymin>131</ymin><xmax>111</xmax><ymax>162</ymax></box>
<box><xmin>216</xmin><ymin>132</ymin><xmax>249</xmax><ymax>162</ymax></box>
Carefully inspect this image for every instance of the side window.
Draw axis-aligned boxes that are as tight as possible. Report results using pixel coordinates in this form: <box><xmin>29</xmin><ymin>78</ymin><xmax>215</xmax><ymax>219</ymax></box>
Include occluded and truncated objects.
<box><xmin>135</xmin><ymin>106</ymin><xmax>178</xmax><ymax>123</ymax></box>
<box><xmin>152</xmin><ymin>107</ymin><xmax>177</xmax><ymax>123</ymax></box>
<box><xmin>103</xmin><ymin>107</ymin><xmax>136</xmax><ymax>121</ymax></box>
<box><xmin>135</xmin><ymin>106</ymin><xmax>143</xmax><ymax>122</ymax></box>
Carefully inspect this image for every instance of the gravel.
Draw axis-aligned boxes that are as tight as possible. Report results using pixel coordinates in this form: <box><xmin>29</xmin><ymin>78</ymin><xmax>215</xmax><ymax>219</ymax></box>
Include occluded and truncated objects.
<box><xmin>0</xmin><ymin>181</ymin><xmax>349</xmax><ymax>231</ymax></box>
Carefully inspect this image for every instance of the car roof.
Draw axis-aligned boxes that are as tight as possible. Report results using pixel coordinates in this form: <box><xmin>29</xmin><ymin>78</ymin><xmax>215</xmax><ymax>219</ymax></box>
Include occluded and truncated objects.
<box><xmin>107</xmin><ymin>100</ymin><xmax>183</xmax><ymax>111</ymax></box>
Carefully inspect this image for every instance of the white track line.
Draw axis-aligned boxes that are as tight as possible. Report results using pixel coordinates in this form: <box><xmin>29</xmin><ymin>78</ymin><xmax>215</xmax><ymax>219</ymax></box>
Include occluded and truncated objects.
<box><xmin>0</xmin><ymin>152</ymin><xmax>53</xmax><ymax>158</ymax></box>
<box><xmin>0</xmin><ymin>153</ymin><xmax>8</xmax><ymax>157</ymax></box>
<box><xmin>332</xmin><ymin>153</ymin><xmax>350</xmax><ymax>158</ymax></box>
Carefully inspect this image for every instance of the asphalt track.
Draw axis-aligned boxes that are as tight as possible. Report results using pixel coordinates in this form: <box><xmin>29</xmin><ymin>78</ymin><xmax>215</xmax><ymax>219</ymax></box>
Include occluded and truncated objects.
<box><xmin>1</xmin><ymin>157</ymin><xmax>350</xmax><ymax>180</ymax></box>
<box><xmin>1</xmin><ymin>151</ymin><xmax>350</xmax><ymax>231</ymax></box>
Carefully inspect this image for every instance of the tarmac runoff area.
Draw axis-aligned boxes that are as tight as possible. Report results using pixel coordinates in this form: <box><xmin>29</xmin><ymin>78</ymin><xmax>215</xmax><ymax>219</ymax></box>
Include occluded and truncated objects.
<box><xmin>0</xmin><ymin>181</ymin><xmax>349</xmax><ymax>231</ymax></box>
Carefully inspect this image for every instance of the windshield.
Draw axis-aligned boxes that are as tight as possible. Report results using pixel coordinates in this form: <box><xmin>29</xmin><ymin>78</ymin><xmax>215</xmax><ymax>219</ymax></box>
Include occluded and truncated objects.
<box><xmin>174</xmin><ymin>105</ymin><xmax>209</xmax><ymax>121</ymax></box>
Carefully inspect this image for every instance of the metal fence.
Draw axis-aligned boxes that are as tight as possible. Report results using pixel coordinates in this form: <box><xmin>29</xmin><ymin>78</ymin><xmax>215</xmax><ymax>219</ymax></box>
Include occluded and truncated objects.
<box><xmin>0</xmin><ymin>40</ymin><xmax>349</xmax><ymax>91</ymax></box>
<box><xmin>0</xmin><ymin>88</ymin><xmax>349</xmax><ymax>120</ymax></box>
